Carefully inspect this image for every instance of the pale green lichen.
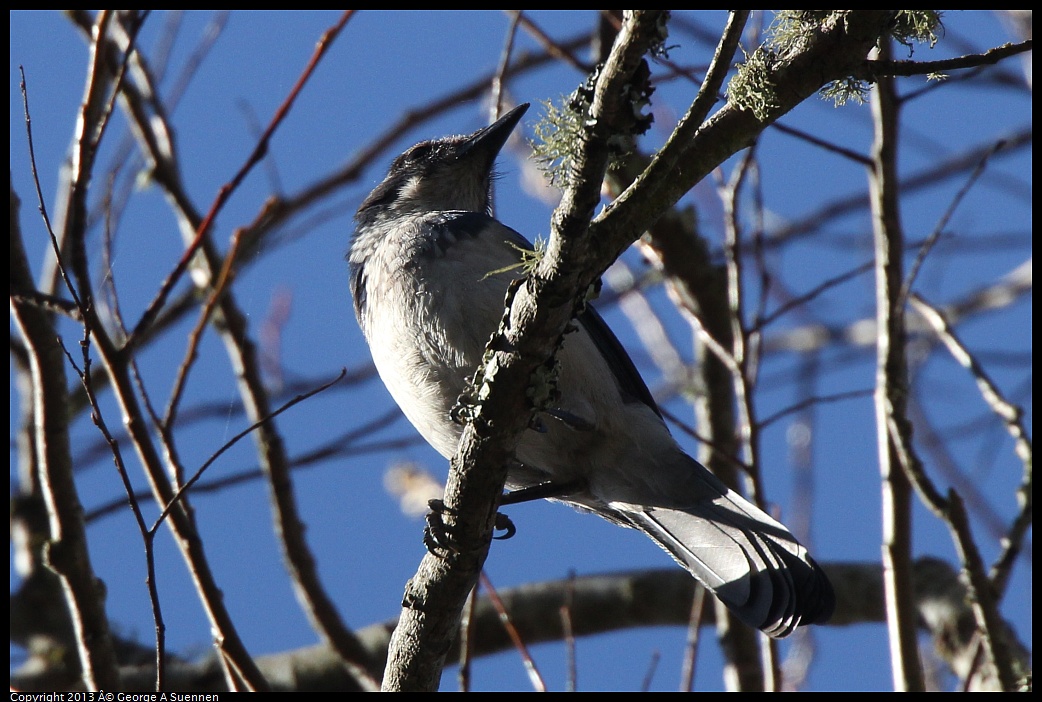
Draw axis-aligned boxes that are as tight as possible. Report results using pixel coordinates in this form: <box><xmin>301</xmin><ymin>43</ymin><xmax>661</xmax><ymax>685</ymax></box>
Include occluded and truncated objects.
<box><xmin>728</xmin><ymin>11</ymin><xmax>946</xmax><ymax>113</ymax></box>
<box><xmin>530</xmin><ymin>97</ymin><xmax>585</xmax><ymax>189</ymax></box>
<box><xmin>725</xmin><ymin>46</ymin><xmax>781</xmax><ymax>121</ymax></box>
<box><xmin>482</xmin><ymin>237</ymin><xmax>546</xmax><ymax>280</ymax></box>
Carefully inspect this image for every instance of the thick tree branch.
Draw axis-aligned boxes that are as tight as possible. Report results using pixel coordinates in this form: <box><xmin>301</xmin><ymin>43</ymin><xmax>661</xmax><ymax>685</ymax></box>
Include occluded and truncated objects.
<box><xmin>11</xmin><ymin>185</ymin><xmax>121</xmax><ymax>690</ymax></box>
<box><xmin>381</xmin><ymin>10</ymin><xmax>671</xmax><ymax>692</ymax></box>
<box><xmin>24</xmin><ymin>560</ymin><xmax>1024</xmax><ymax>693</ymax></box>
<box><xmin>595</xmin><ymin>11</ymin><xmax>896</xmax><ymax>252</ymax></box>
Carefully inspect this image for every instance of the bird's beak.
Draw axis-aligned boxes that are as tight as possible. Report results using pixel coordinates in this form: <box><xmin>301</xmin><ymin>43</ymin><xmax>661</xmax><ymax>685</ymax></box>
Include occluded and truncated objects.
<box><xmin>458</xmin><ymin>103</ymin><xmax>530</xmax><ymax>165</ymax></box>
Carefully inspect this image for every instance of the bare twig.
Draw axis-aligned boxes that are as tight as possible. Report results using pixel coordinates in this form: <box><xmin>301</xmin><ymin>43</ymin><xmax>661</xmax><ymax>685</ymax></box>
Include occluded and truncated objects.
<box><xmin>491</xmin><ymin>11</ymin><xmax>523</xmax><ymax>120</ymax></box>
<box><xmin>679</xmin><ymin>585</ymin><xmax>706</xmax><ymax>691</ymax></box>
<box><xmin>96</xmin><ymin>10</ymin><xmax>378</xmax><ymax>685</ymax></box>
<box><xmin>478</xmin><ymin>572</ymin><xmax>547</xmax><ymax>692</ymax></box>
<box><xmin>758</xmin><ymin>260</ymin><xmax>875</xmax><ymax>329</ymax></box>
<box><xmin>763</xmin><ymin>258</ymin><xmax>1032</xmax><ymax>355</ymax></box>
<box><xmin>885</xmin><ymin>410</ymin><xmax>1021</xmax><ymax>691</ymax></box>
<box><xmin>514</xmin><ymin>12</ymin><xmax>593</xmax><ymax>72</ymax></box>
<box><xmin>560</xmin><ymin>572</ymin><xmax>578</xmax><ymax>692</ymax></box>
<box><xmin>11</xmin><ymin>185</ymin><xmax>122</xmax><ymax>691</ymax></box>
<box><xmin>865</xmin><ymin>39</ymin><xmax>1033</xmax><ymax>77</ymax></box>
<box><xmin>908</xmin><ymin>294</ymin><xmax>1032</xmax><ymax>597</ymax></box>
<box><xmin>869</xmin><ymin>41</ymin><xmax>926</xmax><ymax>693</ymax></box>
<box><xmin>901</xmin><ymin>140</ymin><xmax>1007</xmax><ymax>307</ymax></box>
<box><xmin>162</xmin><ymin>222</ymin><xmax>250</xmax><ymax>428</ymax></box>
<box><xmin>155</xmin><ymin>369</ymin><xmax>347</xmax><ymax>525</ymax></box>
<box><xmin>718</xmin><ymin>145</ymin><xmax>778</xmax><ymax>689</ymax></box>
<box><xmin>641</xmin><ymin>650</ymin><xmax>662</xmax><ymax>692</ymax></box>
<box><xmin>758</xmin><ymin>389</ymin><xmax>875</xmax><ymax>430</ymax></box>
<box><xmin>15</xmin><ymin>23</ymin><xmax>125</xmax><ymax>690</ymax></box>
<box><xmin>762</xmin><ymin>130</ymin><xmax>1032</xmax><ymax>250</ymax></box>
<box><xmin>57</xmin><ymin>10</ymin><xmax>371</xmax><ymax>690</ymax></box>
<box><xmin>128</xmin><ymin>11</ymin><xmax>354</xmax><ymax>346</ymax></box>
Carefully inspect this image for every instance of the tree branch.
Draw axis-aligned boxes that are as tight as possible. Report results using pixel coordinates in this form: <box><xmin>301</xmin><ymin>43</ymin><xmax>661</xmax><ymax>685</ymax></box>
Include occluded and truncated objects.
<box><xmin>869</xmin><ymin>39</ymin><xmax>926</xmax><ymax>693</ymax></box>
<box><xmin>11</xmin><ymin>185</ymin><xmax>121</xmax><ymax>689</ymax></box>
<box><xmin>865</xmin><ymin>39</ymin><xmax>1033</xmax><ymax>77</ymax></box>
<box><xmin>381</xmin><ymin>10</ymin><xmax>671</xmax><ymax>692</ymax></box>
<box><xmin>31</xmin><ymin>560</ymin><xmax>1024</xmax><ymax>693</ymax></box>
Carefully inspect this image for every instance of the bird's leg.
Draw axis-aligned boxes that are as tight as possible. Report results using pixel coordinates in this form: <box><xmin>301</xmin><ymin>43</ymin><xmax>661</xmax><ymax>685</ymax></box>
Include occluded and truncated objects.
<box><xmin>426</xmin><ymin>479</ymin><xmax>586</xmax><ymax>551</ymax></box>
<box><xmin>490</xmin><ymin>478</ymin><xmax>587</xmax><ymax>543</ymax></box>
<box><xmin>500</xmin><ymin>479</ymin><xmax>586</xmax><ymax>505</ymax></box>
<box><xmin>543</xmin><ymin>408</ymin><xmax>595</xmax><ymax>432</ymax></box>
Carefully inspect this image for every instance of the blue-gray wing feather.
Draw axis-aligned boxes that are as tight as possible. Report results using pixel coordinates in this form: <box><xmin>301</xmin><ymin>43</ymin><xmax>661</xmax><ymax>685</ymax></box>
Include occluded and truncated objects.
<box><xmin>473</xmin><ymin>215</ymin><xmax>662</xmax><ymax>418</ymax></box>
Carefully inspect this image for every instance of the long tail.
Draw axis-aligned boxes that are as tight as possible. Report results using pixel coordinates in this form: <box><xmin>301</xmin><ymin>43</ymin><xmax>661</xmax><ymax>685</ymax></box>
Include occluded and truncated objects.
<box><xmin>619</xmin><ymin>491</ymin><xmax>834</xmax><ymax>638</ymax></box>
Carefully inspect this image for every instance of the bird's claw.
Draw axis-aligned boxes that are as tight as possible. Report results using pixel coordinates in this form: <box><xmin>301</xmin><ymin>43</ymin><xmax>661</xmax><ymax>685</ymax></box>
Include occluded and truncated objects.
<box><xmin>493</xmin><ymin>511</ymin><xmax>516</xmax><ymax>540</ymax></box>
<box><xmin>423</xmin><ymin>498</ymin><xmax>516</xmax><ymax>553</ymax></box>
<box><xmin>423</xmin><ymin>498</ymin><xmax>455</xmax><ymax>555</ymax></box>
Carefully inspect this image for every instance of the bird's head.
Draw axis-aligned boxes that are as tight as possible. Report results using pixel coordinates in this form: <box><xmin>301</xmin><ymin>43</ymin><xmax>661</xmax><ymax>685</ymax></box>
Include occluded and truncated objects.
<box><xmin>356</xmin><ymin>103</ymin><xmax>529</xmax><ymax>226</ymax></box>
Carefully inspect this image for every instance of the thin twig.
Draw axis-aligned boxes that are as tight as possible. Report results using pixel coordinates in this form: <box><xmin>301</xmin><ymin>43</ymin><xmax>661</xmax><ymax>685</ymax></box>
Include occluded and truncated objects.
<box><xmin>129</xmin><ymin>10</ymin><xmax>355</xmax><ymax>346</ymax></box>
<box><xmin>97</xmin><ymin>170</ymin><xmax>170</xmax><ymax>690</ymax></box>
<box><xmin>865</xmin><ymin>40</ymin><xmax>1033</xmax><ymax>77</ymax></box>
<box><xmin>719</xmin><ymin>146</ymin><xmax>781</xmax><ymax>689</ymax></box>
<box><xmin>19</xmin><ymin>67</ymin><xmax>82</xmax><ymax>311</ymax></box>
<box><xmin>491</xmin><ymin>11</ymin><xmax>523</xmax><ymax>119</ymax></box>
<box><xmin>8</xmin><ymin>290</ymin><xmax>83</xmax><ymax>320</ymax></box>
<box><xmin>762</xmin><ymin>130</ymin><xmax>1032</xmax><ymax>250</ymax></box>
<box><xmin>514</xmin><ymin>12</ymin><xmax>593</xmax><ymax>72</ymax></box>
<box><xmin>679</xmin><ymin>585</ymin><xmax>706</xmax><ymax>692</ymax></box>
<box><xmin>908</xmin><ymin>294</ymin><xmax>1032</xmax><ymax>597</ymax></box>
<box><xmin>771</xmin><ymin>120</ymin><xmax>874</xmax><ymax>166</ymax></box>
<box><xmin>478</xmin><ymin>572</ymin><xmax>547</xmax><ymax>692</ymax></box>
<box><xmin>561</xmin><ymin>572</ymin><xmax>578</xmax><ymax>693</ymax></box>
<box><xmin>59</xmin><ymin>333</ymin><xmax>168</xmax><ymax>691</ymax></box>
<box><xmin>15</xmin><ymin>24</ymin><xmax>124</xmax><ymax>691</ymax></box>
<box><xmin>156</xmin><ymin>369</ymin><xmax>347</xmax><ymax>526</ymax></box>
<box><xmin>901</xmin><ymin>140</ymin><xmax>1007</xmax><ymax>307</ymax></box>
<box><xmin>162</xmin><ymin>222</ymin><xmax>249</xmax><ymax>428</ymax></box>
<box><xmin>640</xmin><ymin>649</ymin><xmax>662</xmax><ymax>693</ymax></box>
<box><xmin>456</xmin><ymin>586</ymin><xmax>476</xmax><ymax>692</ymax></box>
<box><xmin>759</xmin><ymin>260</ymin><xmax>874</xmax><ymax>329</ymax></box>
<box><xmin>758</xmin><ymin>389</ymin><xmax>874</xmax><ymax>429</ymax></box>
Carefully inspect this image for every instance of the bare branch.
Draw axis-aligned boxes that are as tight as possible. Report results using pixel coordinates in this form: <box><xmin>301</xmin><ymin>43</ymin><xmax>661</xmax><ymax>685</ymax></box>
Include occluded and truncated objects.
<box><xmin>11</xmin><ymin>185</ymin><xmax>121</xmax><ymax>688</ymax></box>
<box><xmin>382</xmin><ymin>11</ymin><xmax>672</xmax><ymax>692</ymax></box>
<box><xmin>865</xmin><ymin>39</ymin><xmax>1033</xmax><ymax>77</ymax></box>
<box><xmin>477</xmin><ymin>572</ymin><xmax>547</xmax><ymax>691</ymax></box>
<box><xmin>908</xmin><ymin>294</ymin><xmax>1032</xmax><ymax>597</ymax></box>
<box><xmin>869</xmin><ymin>40</ymin><xmax>926</xmax><ymax>692</ymax></box>
<box><xmin>129</xmin><ymin>11</ymin><xmax>355</xmax><ymax>346</ymax></box>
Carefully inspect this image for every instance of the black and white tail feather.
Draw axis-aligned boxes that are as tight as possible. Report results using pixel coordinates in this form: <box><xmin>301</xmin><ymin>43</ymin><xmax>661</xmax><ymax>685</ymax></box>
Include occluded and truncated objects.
<box><xmin>348</xmin><ymin>103</ymin><xmax>835</xmax><ymax>637</ymax></box>
<box><xmin>620</xmin><ymin>481</ymin><xmax>833</xmax><ymax>637</ymax></box>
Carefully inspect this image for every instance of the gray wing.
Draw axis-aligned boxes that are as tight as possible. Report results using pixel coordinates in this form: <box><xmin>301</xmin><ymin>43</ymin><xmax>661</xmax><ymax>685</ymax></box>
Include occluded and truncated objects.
<box><xmin>577</xmin><ymin>306</ymin><xmax>662</xmax><ymax>417</ymax></box>
<box><xmin>479</xmin><ymin>217</ymin><xmax>662</xmax><ymax>418</ymax></box>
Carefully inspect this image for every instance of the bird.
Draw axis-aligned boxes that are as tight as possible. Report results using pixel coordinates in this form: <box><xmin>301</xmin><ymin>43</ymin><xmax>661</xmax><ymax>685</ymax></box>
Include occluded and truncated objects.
<box><xmin>348</xmin><ymin>102</ymin><xmax>834</xmax><ymax>638</ymax></box>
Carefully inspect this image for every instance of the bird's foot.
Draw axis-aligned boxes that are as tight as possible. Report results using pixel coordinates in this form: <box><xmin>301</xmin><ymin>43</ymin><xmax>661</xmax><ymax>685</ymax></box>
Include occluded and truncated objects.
<box><xmin>423</xmin><ymin>498</ymin><xmax>455</xmax><ymax>556</ymax></box>
<box><xmin>423</xmin><ymin>498</ymin><xmax>516</xmax><ymax>556</ymax></box>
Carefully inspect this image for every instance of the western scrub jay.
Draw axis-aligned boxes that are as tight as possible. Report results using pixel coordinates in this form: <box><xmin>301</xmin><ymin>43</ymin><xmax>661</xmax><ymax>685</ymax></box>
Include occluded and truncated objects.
<box><xmin>348</xmin><ymin>103</ymin><xmax>834</xmax><ymax>637</ymax></box>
